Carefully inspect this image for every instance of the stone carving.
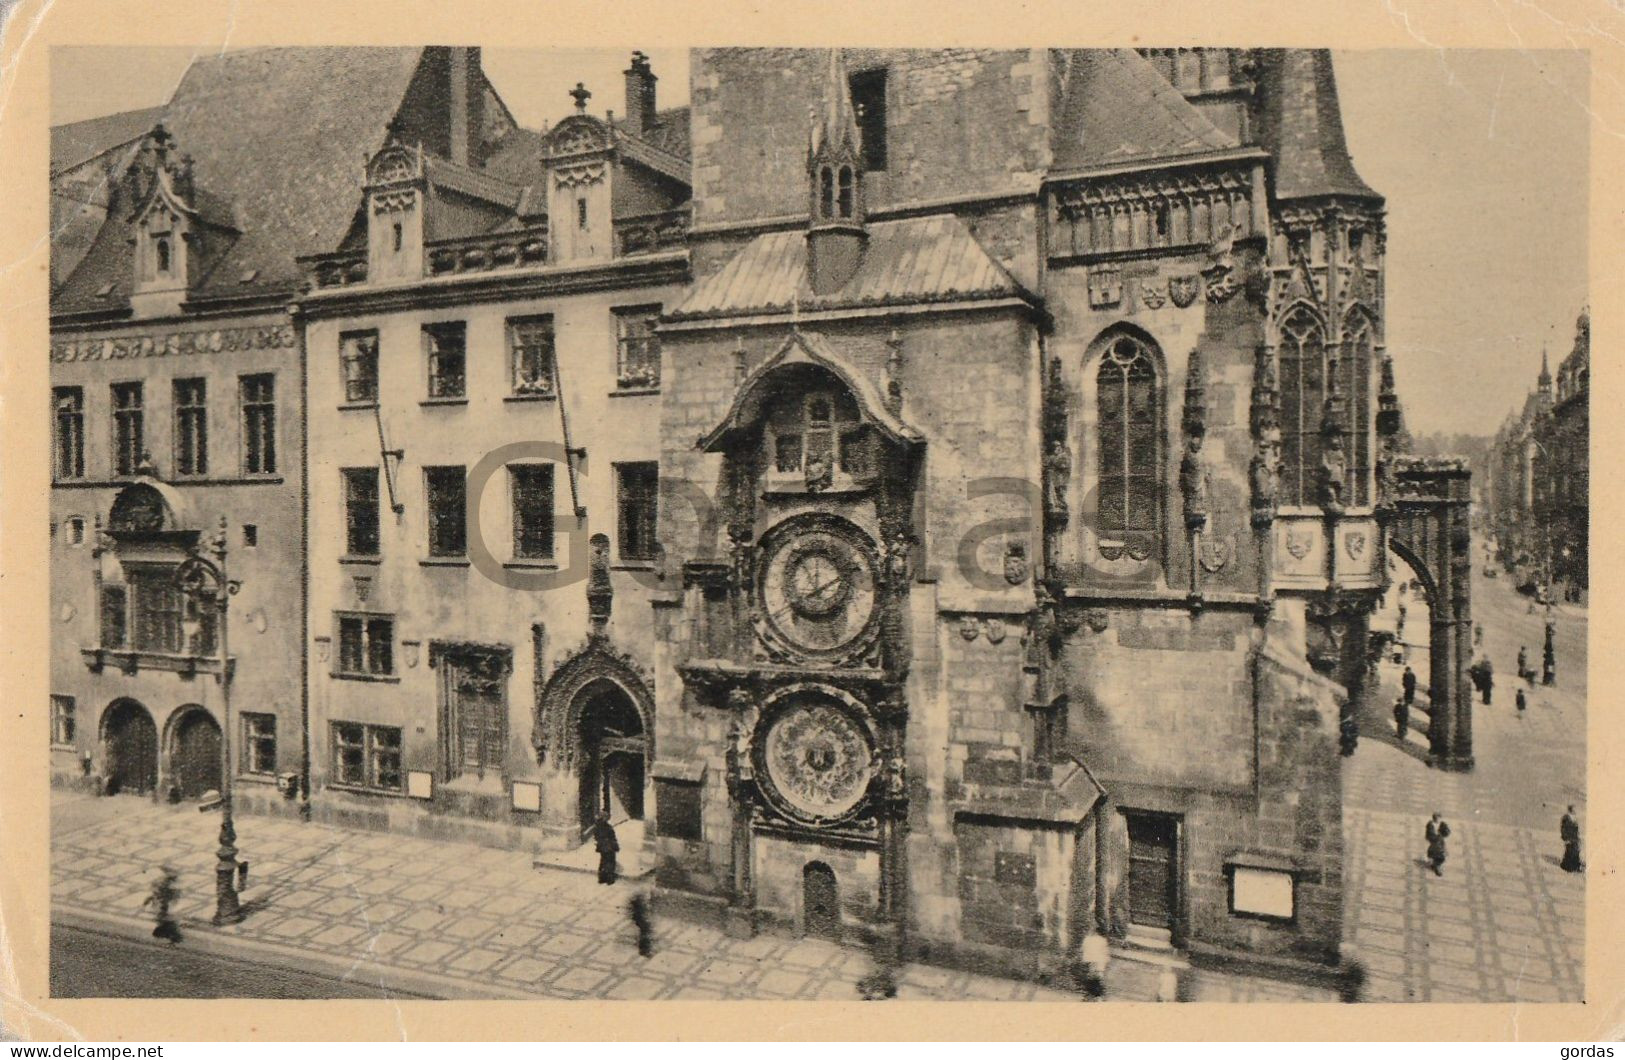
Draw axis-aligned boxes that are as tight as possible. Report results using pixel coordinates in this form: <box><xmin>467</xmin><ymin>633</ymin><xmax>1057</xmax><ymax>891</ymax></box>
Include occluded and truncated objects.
<box><xmin>958</xmin><ymin>616</ymin><xmax>980</xmax><ymax>641</ymax></box>
<box><xmin>1088</xmin><ymin>266</ymin><xmax>1122</xmax><ymax>308</ymax></box>
<box><xmin>1003</xmin><ymin>542</ymin><xmax>1029</xmax><ymax>585</ymax></box>
<box><xmin>51</xmin><ymin>324</ymin><xmax>297</xmax><ymax>363</ymax></box>
<box><xmin>1345</xmin><ymin>531</ymin><xmax>1368</xmax><ymax>562</ymax></box>
<box><xmin>758</xmin><ymin>699</ymin><xmax>874</xmax><ymax>823</ymax></box>
<box><xmin>1285</xmin><ymin>526</ymin><xmax>1315</xmax><ymax>561</ymax></box>
<box><xmin>553</xmin><ymin>163</ymin><xmax>607</xmax><ymax>189</ymax></box>
<box><xmin>1200</xmin><ymin>535</ymin><xmax>1231</xmax><ymax>573</ymax></box>
<box><xmin>1319</xmin><ymin>434</ymin><xmax>1349</xmax><ymax>510</ymax></box>
<box><xmin>983</xmin><ymin>618</ymin><xmax>1007</xmax><ymax>644</ymax></box>
<box><xmin>1180</xmin><ymin>437</ymin><xmax>1210</xmax><ymax>530</ymax></box>
<box><xmin>1169</xmin><ymin>275</ymin><xmax>1200</xmax><ymax>308</ymax></box>
<box><xmin>1085</xmin><ymin>609</ymin><xmax>1110</xmax><ymax>633</ymax></box>
<box><xmin>1203</xmin><ymin>224</ymin><xmax>1241</xmax><ymax>302</ymax></box>
<box><xmin>1138</xmin><ymin>280</ymin><xmax>1167</xmax><ymax>310</ymax></box>
<box><xmin>1044</xmin><ymin>439</ymin><xmax>1072</xmax><ymax>520</ymax></box>
<box><xmin>587</xmin><ymin>533</ymin><xmax>613</xmax><ymax>635</ymax></box>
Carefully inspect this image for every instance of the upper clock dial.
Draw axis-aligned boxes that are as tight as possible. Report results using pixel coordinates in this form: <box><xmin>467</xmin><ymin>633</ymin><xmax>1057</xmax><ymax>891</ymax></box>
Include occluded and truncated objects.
<box><xmin>760</xmin><ymin>523</ymin><xmax>878</xmax><ymax>655</ymax></box>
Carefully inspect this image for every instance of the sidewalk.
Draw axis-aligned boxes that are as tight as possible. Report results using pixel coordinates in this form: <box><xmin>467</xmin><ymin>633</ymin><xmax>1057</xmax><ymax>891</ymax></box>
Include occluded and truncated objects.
<box><xmin>51</xmin><ymin>792</ymin><xmax>1332</xmax><ymax>1002</ymax></box>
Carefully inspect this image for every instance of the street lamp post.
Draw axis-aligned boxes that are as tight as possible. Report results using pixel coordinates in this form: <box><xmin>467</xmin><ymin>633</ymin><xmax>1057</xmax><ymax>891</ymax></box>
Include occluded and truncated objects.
<box><xmin>178</xmin><ymin>516</ymin><xmax>243</xmax><ymax>926</ymax></box>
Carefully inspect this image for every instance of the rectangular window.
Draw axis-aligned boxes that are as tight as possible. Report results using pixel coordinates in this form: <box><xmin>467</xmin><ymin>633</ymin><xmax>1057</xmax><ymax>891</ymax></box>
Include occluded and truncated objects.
<box><xmin>615</xmin><ymin>461</ymin><xmax>659</xmax><ymax>562</ymax></box>
<box><xmin>54</xmin><ymin>387</ymin><xmax>84</xmax><ymax>480</ymax></box>
<box><xmin>510</xmin><ymin>463</ymin><xmax>555</xmax><ymax>560</ymax></box>
<box><xmin>335</xmin><ymin>613</ymin><xmax>394</xmax><ymax>676</ymax></box>
<box><xmin>340</xmin><ymin>331</ymin><xmax>379</xmax><ymax>404</ymax></box>
<box><xmin>51</xmin><ymin>694</ymin><xmax>76</xmax><ymax>747</ymax></box>
<box><xmin>240</xmin><ymin>374</ymin><xmax>276</xmax><ymax>474</ymax></box>
<box><xmin>126</xmin><ymin>567</ymin><xmax>181</xmax><ymax>653</ymax></box>
<box><xmin>173</xmin><ymin>378</ymin><xmax>208</xmax><ymax>476</ymax></box>
<box><xmin>331</xmin><ymin>721</ymin><xmax>401</xmax><ymax>790</ymax></box>
<box><xmin>100</xmin><ymin>584</ymin><xmax>127</xmax><ymax>649</ymax></box>
<box><xmin>509</xmin><ymin>316</ymin><xmax>556</xmax><ymax>396</ymax></box>
<box><xmin>849</xmin><ymin>68</ymin><xmax>888</xmax><ymax>172</ymax></box>
<box><xmin>242</xmin><ymin>712</ymin><xmax>276</xmax><ymax>775</ymax></box>
<box><xmin>425</xmin><ymin>323</ymin><xmax>466</xmax><ymax>399</ymax></box>
<box><xmin>425</xmin><ymin>466</ymin><xmax>467</xmax><ymax>557</ymax></box>
<box><xmin>343</xmin><ymin>468</ymin><xmax>380</xmax><ymax>557</ymax></box>
<box><xmin>111</xmin><ymin>382</ymin><xmax>144</xmax><ymax>476</ymax></box>
<box><xmin>614</xmin><ymin>306</ymin><xmax>662</xmax><ymax>389</ymax></box>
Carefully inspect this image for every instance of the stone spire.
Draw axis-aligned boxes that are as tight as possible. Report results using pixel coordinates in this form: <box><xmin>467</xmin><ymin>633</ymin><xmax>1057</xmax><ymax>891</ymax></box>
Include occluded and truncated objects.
<box><xmin>809</xmin><ymin>48</ymin><xmax>863</xmax><ymax>169</ymax></box>
<box><xmin>1538</xmin><ymin>346</ymin><xmax>1552</xmax><ymax>395</ymax></box>
<box><xmin>805</xmin><ymin>48</ymin><xmax>867</xmax><ymax>295</ymax></box>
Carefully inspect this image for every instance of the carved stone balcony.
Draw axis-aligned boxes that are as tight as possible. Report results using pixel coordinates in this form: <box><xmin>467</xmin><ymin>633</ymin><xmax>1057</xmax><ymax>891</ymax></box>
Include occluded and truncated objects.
<box><xmin>614</xmin><ymin>208</ymin><xmax>690</xmax><ymax>257</ymax></box>
<box><xmin>426</xmin><ymin>225</ymin><xmax>550</xmax><ymax>277</ymax></box>
<box><xmin>306</xmin><ymin>250</ymin><xmax>368</xmax><ymax>289</ymax></box>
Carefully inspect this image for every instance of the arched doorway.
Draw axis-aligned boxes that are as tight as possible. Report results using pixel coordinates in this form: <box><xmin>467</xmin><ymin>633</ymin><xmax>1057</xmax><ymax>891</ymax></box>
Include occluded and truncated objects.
<box><xmin>575</xmin><ymin>680</ymin><xmax>647</xmax><ymax>835</ymax></box>
<box><xmin>103</xmin><ymin>699</ymin><xmax>157</xmax><ymax>796</ymax></box>
<box><xmin>169</xmin><ymin>706</ymin><xmax>222</xmax><ymax>799</ymax></box>
<box><xmin>803</xmin><ymin>861</ymin><xmax>840</xmax><ymax>939</ymax></box>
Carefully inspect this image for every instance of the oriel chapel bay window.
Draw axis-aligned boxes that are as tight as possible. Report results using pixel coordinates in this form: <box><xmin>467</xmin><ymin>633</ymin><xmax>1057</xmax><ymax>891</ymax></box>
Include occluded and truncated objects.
<box><xmin>106</xmin><ymin>564</ymin><xmax>217</xmax><ymax>656</ymax></box>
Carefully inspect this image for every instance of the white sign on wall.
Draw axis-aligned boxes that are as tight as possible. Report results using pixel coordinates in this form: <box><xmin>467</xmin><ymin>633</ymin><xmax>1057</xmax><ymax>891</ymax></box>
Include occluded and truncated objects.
<box><xmin>1231</xmin><ymin>866</ymin><xmax>1295</xmax><ymax>920</ymax></box>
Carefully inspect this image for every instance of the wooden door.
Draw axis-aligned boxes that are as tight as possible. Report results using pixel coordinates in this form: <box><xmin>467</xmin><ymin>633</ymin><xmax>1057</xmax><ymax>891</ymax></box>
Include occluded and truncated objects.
<box><xmin>803</xmin><ymin>861</ymin><xmax>841</xmax><ymax>940</ymax></box>
<box><xmin>172</xmin><ymin>710</ymin><xmax>222</xmax><ymax>798</ymax></box>
<box><xmin>1126</xmin><ymin>813</ymin><xmax>1178</xmax><ymax>929</ymax></box>
<box><xmin>446</xmin><ymin>652</ymin><xmax>506</xmax><ymax>781</ymax></box>
<box><xmin>106</xmin><ymin>701</ymin><xmax>157</xmax><ymax>795</ymax></box>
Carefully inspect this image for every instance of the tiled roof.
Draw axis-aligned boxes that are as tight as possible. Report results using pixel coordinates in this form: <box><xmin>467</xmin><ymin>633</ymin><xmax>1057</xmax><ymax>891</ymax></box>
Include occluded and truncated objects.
<box><xmin>669</xmin><ymin>213</ymin><xmax>1033</xmax><ymax>320</ymax></box>
<box><xmin>50</xmin><ymin>105</ymin><xmax>165</xmax><ymax>177</ymax></box>
<box><xmin>621</xmin><ymin>106</ymin><xmax>690</xmax><ymax>161</ymax></box>
<box><xmin>54</xmin><ymin>47</ymin><xmax>427</xmax><ymax>313</ymax></box>
<box><xmin>1051</xmin><ymin>49</ymin><xmax>1236</xmax><ymax>172</ymax></box>
<box><xmin>1256</xmin><ymin>49</ymin><xmax>1381</xmax><ymax>202</ymax></box>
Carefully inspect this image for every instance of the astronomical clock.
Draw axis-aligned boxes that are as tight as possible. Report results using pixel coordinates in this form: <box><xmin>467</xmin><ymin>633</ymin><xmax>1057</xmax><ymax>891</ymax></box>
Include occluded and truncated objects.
<box><xmin>754</xmin><ymin>513</ymin><xmax>880</xmax><ymax>666</ymax></box>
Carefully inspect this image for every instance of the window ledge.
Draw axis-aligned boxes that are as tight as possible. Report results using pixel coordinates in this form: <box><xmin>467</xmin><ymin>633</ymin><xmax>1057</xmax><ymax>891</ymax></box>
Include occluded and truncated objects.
<box><xmin>328</xmin><ymin>671</ymin><xmax>401</xmax><ymax>683</ymax></box>
<box><xmin>324</xmin><ymin>782</ymin><xmax>407</xmax><ymax>799</ymax></box>
<box><xmin>612</xmin><ymin>561</ymin><xmax>657</xmax><ymax>572</ymax></box>
<box><xmin>420</xmin><ymin>397</ymin><xmax>468</xmax><ymax>407</ymax></box>
<box><xmin>609</xmin><ymin>387</ymin><xmax>661</xmax><ymax>398</ymax></box>
<box><xmin>504</xmin><ymin>393</ymin><xmax>557</xmax><ymax>403</ymax></box>
<box><xmin>82</xmin><ymin>647</ymin><xmax>234</xmax><ymax>677</ymax></box>
<box><xmin>419</xmin><ymin>557</ymin><xmax>471</xmax><ymax>568</ymax></box>
<box><xmin>338</xmin><ymin>401</ymin><xmax>380</xmax><ymax>412</ymax></box>
<box><xmin>504</xmin><ymin>559</ymin><xmax>560</xmax><ymax>570</ymax></box>
<box><xmin>51</xmin><ymin>743</ymin><xmax>78</xmax><ymax>753</ymax></box>
<box><xmin>236</xmin><ymin>772</ymin><xmax>279</xmax><ymax>786</ymax></box>
<box><xmin>339</xmin><ymin>555</ymin><xmax>382</xmax><ymax>566</ymax></box>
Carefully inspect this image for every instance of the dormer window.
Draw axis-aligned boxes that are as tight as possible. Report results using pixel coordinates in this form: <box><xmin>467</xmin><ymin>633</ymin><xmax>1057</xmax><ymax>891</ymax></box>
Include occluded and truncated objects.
<box><xmin>819</xmin><ymin>169</ymin><xmax>835</xmax><ymax>220</ymax></box>
<box><xmin>837</xmin><ymin>166</ymin><xmax>855</xmax><ymax>219</ymax></box>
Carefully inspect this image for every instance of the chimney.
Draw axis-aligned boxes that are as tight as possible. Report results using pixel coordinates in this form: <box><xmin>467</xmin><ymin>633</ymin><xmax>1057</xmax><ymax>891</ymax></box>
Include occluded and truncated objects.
<box><xmin>623</xmin><ymin>51</ymin><xmax>657</xmax><ymax>137</ymax></box>
<box><xmin>447</xmin><ymin>47</ymin><xmax>484</xmax><ymax>165</ymax></box>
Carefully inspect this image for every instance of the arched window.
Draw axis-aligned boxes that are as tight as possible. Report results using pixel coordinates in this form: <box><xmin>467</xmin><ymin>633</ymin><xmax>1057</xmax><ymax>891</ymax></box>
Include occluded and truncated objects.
<box><xmin>837</xmin><ymin>166</ymin><xmax>854</xmax><ymax>219</ymax></box>
<box><xmin>1278</xmin><ymin>307</ymin><xmax>1327</xmax><ymax>506</ymax></box>
<box><xmin>819</xmin><ymin>167</ymin><xmax>835</xmax><ymax>220</ymax></box>
<box><xmin>1343</xmin><ymin>311</ymin><xmax>1375</xmax><ymax>505</ymax></box>
<box><xmin>155</xmin><ymin>237</ymin><xmax>171</xmax><ymax>275</ymax></box>
<box><xmin>1095</xmin><ymin>333</ymin><xmax>1160</xmax><ymax>544</ymax></box>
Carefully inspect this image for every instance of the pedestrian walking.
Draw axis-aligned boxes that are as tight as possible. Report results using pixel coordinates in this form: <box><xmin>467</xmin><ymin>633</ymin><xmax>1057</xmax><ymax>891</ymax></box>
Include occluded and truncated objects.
<box><xmin>1425</xmin><ymin>813</ymin><xmax>1451</xmax><ymax>877</ymax></box>
<box><xmin>1560</xmin><ymin>807</ymin><xmax>1584</xmax><ymax>873</ymax></box>
<box><xmin>1474</xmin><ymin>623</ymin><xmax>1483</xmax><ymax>647</ymax></box>
<box><xmin>1517</xmin><ymin>646</ymin><xmax>1530</xmax><ymax>684</ymax></box>
<box><xmin>1402</xmin><ymin>665</ymin><xmax>1417</xmax><ymax>706</ymax></box>
<box><xmin>1339</xmin><ymin>712</ymin><xmax>1358</xmax><ymax>756</ymax></box>
<box><xmin>628</xmin><ymin>891</ymin><xmax>654</xmax><ymax>957</ymax></box>
<box><xmin>1477</xmin><ymin>656</ymin><xmax>1494</xmax><ymax>705</ymax></box>
<box><xmin>592</xmin><ymin>813</ymin><xmax>620</xmax><ymax>885</ymax></box>
<box><xmin>143</xmin><ymin>865</ymin><xmax>182</xmax><ymax>945</ymax></box>
<box><xmin>1543</xmin><ymin>622</ymin><xmax>1557</xmax><ymax>686</ymax></box>
<box><xmin>1515</xmin><ymin>686</ymin><xmax>1527</xmax><ymax>713</ymax></box>
<box><xmin>1393</xmin><ymin>698</ymin><xmax>1409</xmax><ymax>741</ymax></box>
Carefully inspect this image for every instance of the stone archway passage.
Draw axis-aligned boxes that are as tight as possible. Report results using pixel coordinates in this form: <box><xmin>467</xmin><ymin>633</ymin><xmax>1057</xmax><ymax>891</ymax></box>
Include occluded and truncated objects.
<box><xmin>575</xmin><ymin>679</ymin><xmax>647</xmax><ymax>835</ymax></box>
<box><xmin>103</xmin><ymin>699</ymin><xmax>157</xmax><ymax>796</ymax></box>
<box><xmin>170</xmin><ymin>708</ymin><xmax>222</xmax><ymax>799</ymax></box>
<box><xmin>1387</xmin><ymin>458</ymin><xmax>1474</xmax><ymax>770</ymax></box>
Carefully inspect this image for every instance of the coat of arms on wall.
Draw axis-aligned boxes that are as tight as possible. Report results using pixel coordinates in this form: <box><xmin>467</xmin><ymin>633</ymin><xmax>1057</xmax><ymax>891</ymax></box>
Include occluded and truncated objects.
<box><xmin>1169</xmin><ymin>275</ymin><xmax>1200</xmax><ymax>308</ymax></box>
<box><xmin>1285</xmin><ymin>527</ymin><xmax>1315</xmax><ymax>561</ymax></box>
<box><xmin>1345</xmin><ymin>531</ymin><xmax>1368</xmax><ymax>562</ymax></box>
<box><xmin>1004</xmin><ymin>543</ymin><xmax>1029</xmax><ymax>585</ymax></box>
<box><xmin>1200</xmin><ymin>535</ymin><xmax>1231</xmax><ymax>573</ymax></box>
<box><xmin>1138</xmin><ymin>279</ymin><xmax>1167</xmax><ymax>310</ymax></box>
<box><xmin>959</xmin><ymin>616</ymin><xmax>981</xmax><ymax>641</ymax></box>
<box><xmin>1088</xmin><ymin>266</ymin><xmax>1123</xmax><ymax>309</ymax></box>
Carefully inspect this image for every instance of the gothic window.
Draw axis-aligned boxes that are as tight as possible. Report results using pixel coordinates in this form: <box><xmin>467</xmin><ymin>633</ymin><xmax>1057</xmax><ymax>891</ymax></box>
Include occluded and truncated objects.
<box><xmin>1095</xmin><ymin>334</ymin><xmax>1161</xmax><ymax>543</ymax></box>
<box><xmin>424</xmin><ymin>322</ymin><xmax>466</xmax><ymax>400</ymax></box>
<box><xmin>819</xmin><ymin>167</ymin><xmax>835</xmax><ymax>220</ymax></box>
<box><xmin>425</xmin><ymin>466</ymin><xmax>467</xmax><ymax>557</ymax></box>
<box><xmin>1344</xmin><ymin>312</ymin><xmax>1375</xmax><ymax>506</ymax></box>
<box><xmin>510</xmin><ymin>463</ymin><xmax>555</xmax><ymax>560</ymax></box>
<box><xmin>111</xmin><ymin>382</ymin><xmax>144</xmax><ymax>477</ymax></box>
<box><xmin>240</xmin><ymin>374</ymin><xmax>277</xmax><ymax>475</ymax></box>
<box><xmin>155</xmin><ymin>237</ymin><xmax>171</xmax><ymax>275</ymax></box>
<box><xmin>242</xmin><ymin>713</ymin><xmax>276</xmax><ymax>775</ymax></box>
<box><xmin>340</xmin><ymin>331</ymin><xmax>379</xmax><ymax>404</ymax></box>
<box><xmin>1278</xmin><ymin>308</ymin><xmax>1327</xmax><ymax>507</ymax></box>
<box><xmin>616</xmin><ymin>461</ymin><xmax>659</xmax><ymax>562</ymax></box>
<box><xmin>509</xmin><ymin>316</ymin><xmax>556</xmax><ymax>396</ymax></box>
<box><xmin>54</xmin><ymin>386</ymin><xmax>83</xmax><ymax>480</ymax></box>
<box><xmin>765</xmin><ymin>385</ymin><xmax>864</xmax><ymax>487</ymax></box>
<box><xmin>342</xmin><ymin>467</ymin><xmax>380</xmax><ymax>557</ymax></box>
<box><xmin>849</xmin><ymin>69</ymin><xmax>888</xmax><ymax>172</ymax></box>
<box><xmin>335</xmin><ymin>614</ymin><xmax>394</xmax><ymax>677</ymax></box>
<box><xmin>837</xmin><ymin>166</ymin><xmax>854</xmax><ymax>219</ymax></box>
<box><xmin>332</xmin><ymin>721</ymin><xmax>401</xmax><ymax>789</ymax></box>
<box><xmin>614</xmin><ymin>306</ymin><xmax>662</xmax><ymax>389</ymax></box>
<box><xmin>173</xmin><ymin>378</ymin><xmax>207</xmax><ymax>477</ymax></box>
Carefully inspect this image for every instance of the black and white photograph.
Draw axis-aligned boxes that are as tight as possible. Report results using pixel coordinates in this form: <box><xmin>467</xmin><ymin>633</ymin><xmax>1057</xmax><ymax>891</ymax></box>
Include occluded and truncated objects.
<box><xmin>2</xmin><ymin>0</ymin><xmax>1615</xmax><ymax>1045</ymax></box>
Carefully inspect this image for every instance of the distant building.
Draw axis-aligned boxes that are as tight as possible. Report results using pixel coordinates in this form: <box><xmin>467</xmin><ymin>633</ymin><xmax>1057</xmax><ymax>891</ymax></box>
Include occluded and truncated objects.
<box><xmin>1488</xmin><ymin>309</ymin><xmax>1588</xmax><ymax>600</ymax></box>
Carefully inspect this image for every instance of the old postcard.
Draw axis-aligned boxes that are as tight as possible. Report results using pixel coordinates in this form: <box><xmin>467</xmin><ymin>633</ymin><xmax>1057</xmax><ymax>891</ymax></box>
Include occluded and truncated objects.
<box><xmin>0</xmin><ymin>0</ymin><xmax>1619</xmax><ymax>1043</ymax></box>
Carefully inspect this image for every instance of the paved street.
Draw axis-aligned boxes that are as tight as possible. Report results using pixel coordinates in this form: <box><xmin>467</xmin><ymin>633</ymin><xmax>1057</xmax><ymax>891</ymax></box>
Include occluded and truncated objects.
<box><xmin>1341</xmin><ymin>544</ymin><xmax>1586</xmax><ymax>1002</ymax></box>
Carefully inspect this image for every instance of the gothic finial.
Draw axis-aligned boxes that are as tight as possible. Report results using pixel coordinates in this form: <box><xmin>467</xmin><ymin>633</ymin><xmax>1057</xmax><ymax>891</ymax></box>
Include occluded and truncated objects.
<box><xmin>569</xmin><ymin>82</ymin><xmax>592</xmax><ymax>113</ymax></box>
<box><xmin>809</xmin><ymin>48</ymin><xmax>861</xmax><ymax>163</ymax></box>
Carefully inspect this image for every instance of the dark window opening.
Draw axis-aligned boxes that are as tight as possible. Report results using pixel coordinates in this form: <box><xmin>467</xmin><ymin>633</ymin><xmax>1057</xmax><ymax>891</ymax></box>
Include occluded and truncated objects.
<box><xmin>340</xmin><ymin>331</ymin><xmax>380</xmax><ymax>404</ymax></box>
<box><xmin>100</xmin><ymin>585</ymin><xmax>128</xmax><ymax>649</ymax></box>
<box><xmin>54</xmin><ymin>387</ymin><xmax>84</xmax><ymax>480</ymax></box>
<box><xmin>240</xmin><ymin>374</ymin><xmax>276</xmax><ymax>475</ymax></box>
<box><xmin>242</xmin><ymin>713</ymin><xmax>276</xmax><ymax>775</ymax></box>
<box><xmin>174</xmin><ymin>378</ymin><xmax>208</xmax><ymax>476</ymax></box>
<box><xmin>111</xmin><ymin>382</ymin><xmax>144</xmax><ymax>477</ymax></box>
<box><xmin>577</xmin><ymin>197</ymin><xmax>589</xmax><ymax>230</ymax></box>
<box><xmin>849</xmin><ymin>69</ymin><xmax>888</xmax><ymax>172</ymax></box>
<box><xmin>51</xmin><ymin>695</ymin><xmax>76</xmax><ymax>747</ymax></box>
<box><xmin>1096</xmin><ymin>334</ymin><xmax>1161</xmax><ymax>543</ymax></box>
<box><xmin>391</xmin><ymin>221</ymin><xmax>403</xmax><ymax>252</ymax></box>
<box><xmin>510</xmin><ymin>316</ymin><xmax>556</xmax><ymax>396</ymax></box>
<box><xmin>343</xmin><ymin>467</ymin><xmax>380</xmax><ymax>557</ymax></box>
<box><xmin>425</xmin><ymin>465</ymin><xmax>467</xmax><ymax>557</ymax></box>
<box><xmin>615</xmin><ymin>306</ymin><xmax>662</xmax><ymax>389</ymax></box>
<box><xmin>837</xmin><ymin>166</ymin><xmax>854</xmax><ymax>219</ymax></box>
<box><xmin>616</xmin><ymin>462</ymin><xmax>659</xmax><ymax>562</ymax></box>
<box><xmin>511</xmin><ymin>463</ymin><xmax>555</xmax><ymax>560</ymax></box>
<box><xmin>424</xmin><ymin>323</ymin><xmax>467</xmax><ymax>400</ymax></box>
<box><xmin>242</xmin><ymin>524</ymin><xmax>258</xmax><ymax>548</ymax></box>
<box><xmin>332</xmin><ymin>720</ymin><xmax>401</xmax><ymax>790</ymax></box>
<box><xmin>819</xmin><ymin>167</ymin><xmax>835</xmax><ymax>219</ymax></box>
<box><xmin>335</xmin><ymin>614</ymin><xmax>394</xmax><ymax>677</ymax></box>
<box><xmin>155</xmin><ymin>237</ymin><xmax>171</xmax><ymax>274</ymax></box>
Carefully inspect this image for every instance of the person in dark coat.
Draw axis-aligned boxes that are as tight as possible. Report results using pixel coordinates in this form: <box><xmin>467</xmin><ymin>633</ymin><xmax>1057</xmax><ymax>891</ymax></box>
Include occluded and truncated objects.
<box><xmin>1543</xmin><ymin>622</ymin><xmax>1557</xmax><ymax>686</ymax></box>
<box><xmin>628</xmin><ymin>892</ymin><xmax>654</xmax><ymax>956</ymax></box>
<box><xmin>1560</xmin><ymin>807</ymin><xmax>1584</xmax><ymax>873</ymax></box>
<box><xmin>1477</xmin><ymin>657</ymin><xmax>1493</xmax><ymax>705</ymax></box>
<box><xmin>1517</xmin><ymin>646</ymin><xmax>1530</xmax><ymax>684</ymax></box>
<box><xmin>592</xmin><ymin>813</ymin><xmax>619</xmax><ymax>885</ymax></box>
<box><xmin>143</xmin><ymin>865</ymin><xmax>182</xmax><ymax>945</ymax></box>
<box><xmin>1515</xmin><ymin>686</ymin><xmax>1527</xmax><ymax>713</ymax></box>
<box><xmin>1425</xmin><ymin>813</ymin><xmax>1451</xmax><ymax>876</ymax></box>
<box><xmin>1339</xmin><ymin>712</ymin><xmax>1359</xmax><ymax>756</ymax></box>
<box><xmin>1393</xmin><ymin>698</ymin><xmax>1409</xmax><ymax>741</ymax></box>
<box><xmin>1402</xmin><ymin>665</ymin><xmax>1417</xmax><ymax>705</ymax></box>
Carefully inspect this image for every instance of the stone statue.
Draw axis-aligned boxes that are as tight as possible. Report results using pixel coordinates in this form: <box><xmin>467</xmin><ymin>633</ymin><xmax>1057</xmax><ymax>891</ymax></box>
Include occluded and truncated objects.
<box><xmin>1250</xmin><ymin>427</ymin><xmax>1280</xmax><ymax>524</ymax></box>
<box><xmin>1044</xmin><ymin>439</ymin><xmax>1072</xmax><ymax>516</ymax></box>
<box><xmin>1179</xmin><ymin>435</ymin><xmax>1209</xmax><ymax>527</ymax></box>
<box><xmin>1319</xmin><ymin>435</ymin><xmax>1348</xmax><ymax>509</ymax></box>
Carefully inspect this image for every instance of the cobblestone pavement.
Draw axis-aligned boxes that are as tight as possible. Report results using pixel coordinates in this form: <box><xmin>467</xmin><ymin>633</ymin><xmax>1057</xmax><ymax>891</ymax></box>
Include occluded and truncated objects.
<box><xmin>1341</xmin><ymin>551</ymin><xmax>1586</xmax><ymax>1003</ymax></box>
<box><xmin>50</xmin><ymin>791</ymin><xmax>1330</xmax><ymax>1002</ymax></box>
